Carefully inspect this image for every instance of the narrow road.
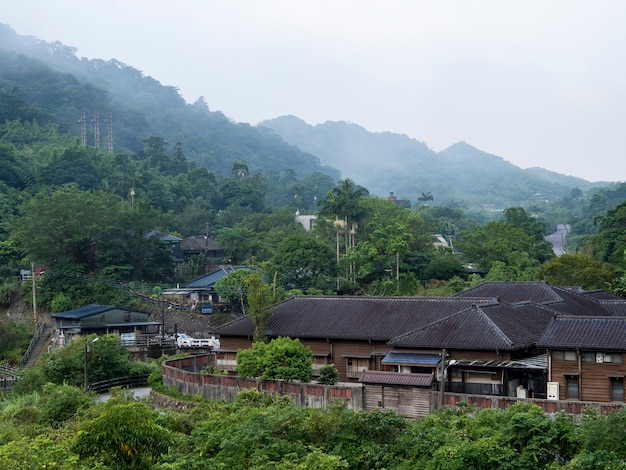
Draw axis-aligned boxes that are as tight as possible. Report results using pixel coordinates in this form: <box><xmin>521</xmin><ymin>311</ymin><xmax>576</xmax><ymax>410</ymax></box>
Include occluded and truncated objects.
<box><xmin>545</xmin><ymin>224</ymin><xmax>570</xmax><ymax>256</ymax></box>
<box><xmin>96</xmin><ymin>387</ymin><xmax>152</xmax><ymax>402</ymax></box>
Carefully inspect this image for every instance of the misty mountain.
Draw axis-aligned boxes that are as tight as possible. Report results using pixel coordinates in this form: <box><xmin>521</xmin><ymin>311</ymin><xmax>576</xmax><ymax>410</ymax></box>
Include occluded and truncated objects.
<box><xmin>1</xmin><ymin>24</ymin><xmax>609</xmax><ymax>210</ymax></box>
<box><xmin>260</xmin><ymin>116</ymin><xmax>606</xmax><ymax>208</ymax></box>
<box><xmin>0</xmin><ymin>24</ymin><xmax>339</xmax><ymax>182</ymax></box>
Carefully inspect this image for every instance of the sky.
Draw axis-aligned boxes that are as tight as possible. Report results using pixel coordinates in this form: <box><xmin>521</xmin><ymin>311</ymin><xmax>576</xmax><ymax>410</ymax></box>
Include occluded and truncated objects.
<box><xmin>3</xmin><ymin>1</ymin><xmax>626</xmax><ymax>182</ymax></box>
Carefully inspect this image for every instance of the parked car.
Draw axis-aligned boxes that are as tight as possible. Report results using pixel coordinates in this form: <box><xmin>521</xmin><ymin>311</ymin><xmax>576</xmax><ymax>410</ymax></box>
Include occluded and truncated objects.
<box><xmin>176</xmin><ymin>333</ymin><xmax>220</xmax><ymax>349</ymax></box>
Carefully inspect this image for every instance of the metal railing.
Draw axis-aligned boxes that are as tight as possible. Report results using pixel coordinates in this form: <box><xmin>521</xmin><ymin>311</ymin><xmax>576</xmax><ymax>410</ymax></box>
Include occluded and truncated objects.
<box><xmin>19</xmin><ymin>321</ymin><xmax>47</xmax><ymax>368</ymax></box>
<box><xmin>0</xmin><ymin>377</ymin><xmax>17</xmax><ymax>390</ymax></box>
<box><xmin>0</xmin><ymin>363</ymin><xmax>20</xmax><ymax>378</ymax></box>
<box><xmin>88</xmin><ymin>374</ymin><xmax>151</xmax><ymax>394</ymax></box>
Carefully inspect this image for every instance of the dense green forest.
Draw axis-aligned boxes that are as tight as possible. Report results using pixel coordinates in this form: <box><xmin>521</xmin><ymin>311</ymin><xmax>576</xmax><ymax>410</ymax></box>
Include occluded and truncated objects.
<box><xmin>3</xmin><ymin>336</ymin><xmax>626</xmax><ymax>469</ymax></box>
<box><xmin>5</xmin><ymin>381</ymin><xmax>626</xmax><ymax>469</ymax></box>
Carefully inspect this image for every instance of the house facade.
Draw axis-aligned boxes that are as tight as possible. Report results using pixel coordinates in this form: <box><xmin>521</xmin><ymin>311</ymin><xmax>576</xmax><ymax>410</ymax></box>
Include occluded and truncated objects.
<box><xmin>538</xmin><ymin>316</ymin><xmax>626</xmax><ymax>403</ymax></box>
<box><xmin>51</xmin><ymin>304</ymin><xmax>161</xmax><ymax>344</ymax></box>
<box><xmin>211</xmin><ymin>282</ymin><xmax>626</xmax><ymax>406</ymax></box>
<box><xmin>162</xmin><ymin>265</ymin><xmax>256</xmax><ymax>312</ymax></box>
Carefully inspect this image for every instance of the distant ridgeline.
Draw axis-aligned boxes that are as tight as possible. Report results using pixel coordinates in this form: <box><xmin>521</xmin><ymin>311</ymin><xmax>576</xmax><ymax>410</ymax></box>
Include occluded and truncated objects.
<box><xmin>0</xmin><ymin>23</ymin><xmax>614</xmax><ymax>210</ymax></box>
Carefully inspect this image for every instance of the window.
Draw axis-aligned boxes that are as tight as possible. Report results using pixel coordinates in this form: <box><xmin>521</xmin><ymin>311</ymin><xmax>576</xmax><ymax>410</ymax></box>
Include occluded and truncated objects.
<box><xmin>611</xmin><ymin>377</ymin><xmax>624</xmax><ymax>402</ymax></box>
<box><xmin>566</xmin><ymin>375</ymin><xmax>579</xmax><ymax>400</ymax></box>
<box><xmin>216</xmin><ymin>352</ymin><xmax>237</xmax><ymax>371</ymax></box>
<box><xmin>312</xmin><ymin>356</ymin><xmax>329</xmax><ymax>375</ymax></box>
<box><xmin>552</xmin><ymin>351</ymin><xmax>578</xmax><ymax>361</ymax></box>
<box><xmin>564</xmin><ymin>351</ymin><xmax>577</xmax><ymax>361</ymax></box>
<box><xmin>346</xmin><ymin>358</ymin><xmax>370</xmax><ymax>378</ymax></box>
<box><xmin>582</xmin><ymin>352</ymin><xmax>622</xmax><ymax>364</ymax></box>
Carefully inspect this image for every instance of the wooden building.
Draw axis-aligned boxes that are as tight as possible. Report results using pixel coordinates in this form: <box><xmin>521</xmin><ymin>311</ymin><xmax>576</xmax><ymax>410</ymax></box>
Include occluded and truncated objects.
<box><xmin>538</xmin><ymin>316</ymin><xmax>626</xmax><ymax>403</ymax></box>
<box><xmin>211</xmin><ymin>282</ymin><xmax>626</xmax><ymax>408</ymax></box>
<box><xmin>51</xmin><ymin>304</ymin><xmax>160</xmax><ymax>343</ymax></box>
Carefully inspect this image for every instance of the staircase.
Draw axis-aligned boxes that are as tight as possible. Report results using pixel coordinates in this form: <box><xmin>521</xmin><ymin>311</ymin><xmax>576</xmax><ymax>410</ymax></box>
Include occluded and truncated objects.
<box><xmin>21</xmin><ymin>321</ymin><xmax>51</xmax><ymax>367</ymax></box>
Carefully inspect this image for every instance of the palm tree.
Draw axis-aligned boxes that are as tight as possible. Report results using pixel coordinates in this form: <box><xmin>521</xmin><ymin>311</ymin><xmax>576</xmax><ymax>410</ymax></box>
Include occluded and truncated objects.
<box><xmin>318</xmin><ymin>178</ymin><xmax>369</xmax><ymax>227</ymax></box>
<box><xmin>417</xmin><ymin>191</ymin><xmax>434</xmax><ymax>207</ymax></box>
<box><xmin>318</xmin><ymin>179</ymin><xmax>369</xmax><ymax>286</ymax></box>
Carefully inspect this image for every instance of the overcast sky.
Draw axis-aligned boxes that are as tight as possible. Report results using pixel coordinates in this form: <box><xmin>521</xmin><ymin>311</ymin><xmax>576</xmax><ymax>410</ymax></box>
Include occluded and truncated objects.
<box><xmin>4</xmin><ymin>1</ymin><xmax>626</xmax><ymax>182</ymax></box>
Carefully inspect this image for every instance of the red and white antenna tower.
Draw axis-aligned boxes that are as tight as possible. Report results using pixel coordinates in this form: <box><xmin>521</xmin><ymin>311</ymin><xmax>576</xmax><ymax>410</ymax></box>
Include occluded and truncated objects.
<box><xmin>93</xmin><ymin>111</ymin><xmax>100</xmax><ymax>148</ymax></box>
<box><xmin>106</xmin><ymin>110</ymin><xmax>113</xmax><ymax>154</ymax></box>
<box><xmin>80</xmin><ymin>111</ymin><xmax>86</xmax><ymax>146</ymax></box>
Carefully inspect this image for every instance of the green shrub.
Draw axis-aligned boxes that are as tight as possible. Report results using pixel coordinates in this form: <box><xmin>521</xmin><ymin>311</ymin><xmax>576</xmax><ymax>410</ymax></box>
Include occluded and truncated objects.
<box><xmin>318</xmin><ymin>363</ymin><xmax>339</xmax><ymax>385</ymax></box>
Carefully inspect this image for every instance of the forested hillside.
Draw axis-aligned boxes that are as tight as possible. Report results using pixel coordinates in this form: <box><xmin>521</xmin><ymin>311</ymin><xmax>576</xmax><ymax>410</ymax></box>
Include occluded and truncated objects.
<box><xmin>0</xmin><ymin>24</ymin><xmax>339</xmax><ymax>181</ymax></box>
<box><xmin>2</xmin><ymin>23</ymin><xmax>626</xmax><ymax>316</ymax></box>
<box><xmin>260</xmin><ymin>115</ymin><xmax>611</xmax><ymax>208</ymax></box>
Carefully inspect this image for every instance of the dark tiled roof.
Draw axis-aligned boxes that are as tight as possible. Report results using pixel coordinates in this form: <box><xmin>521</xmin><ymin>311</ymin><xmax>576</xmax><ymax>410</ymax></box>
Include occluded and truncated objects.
<box><xmin>455</xmin><ymin>281</ymin><xmax>615</xmax><ymax>317</ymax></box>
<box><xmin>180</xmin><ymin>236</ymin><xmax>225</xmax><ymax>252</ymax></box>
<box><xmin>390</xmin><ymin>302</ymin><xmax>555</xmax><ymax>350</ymax></box>
<box><xmin>360</xmin><ymin>370</ymin><xmax>433</xmax><ymax>386</ymax></box>
<box><xmin>454</xmin><ymin>281</ymin><xmax>561</xmax><ymax>303</ymax></box>
<box><xmin>582</xmin><ymin>290</ymin><xmax>624</xmax><ymax>300</ymax></box>
<box><xmin>546</xmin><ymin>286</ymin><xmax>613</xmax><ymax>316</ymax></box>
<box><xmin>538</xmin><ymin>316</ymin><xmax>626</xmax><ymax>350</ymax></box>
<box><xmin>213</xmin><ymin>296</ymin><xmax>497</xmax><ymax>340</ymax></box>
<box><xmin>599</xmin><ymin>300</ymin><xmax>626</xmax><ymax>316</ymax></box>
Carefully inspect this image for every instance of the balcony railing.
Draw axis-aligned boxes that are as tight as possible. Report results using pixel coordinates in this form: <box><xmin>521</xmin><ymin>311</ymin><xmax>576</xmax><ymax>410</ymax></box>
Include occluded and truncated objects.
<box><xmin>439</xmin><ymin>381</ymin><xmax>505</xmax><ymax>396</ymax></box>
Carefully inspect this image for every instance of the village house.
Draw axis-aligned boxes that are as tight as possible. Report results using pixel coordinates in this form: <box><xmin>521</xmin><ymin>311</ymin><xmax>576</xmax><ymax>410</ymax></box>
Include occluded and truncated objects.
<box><xmin>51</xmin><ymin>304</ymin><xmax>161</xmax><ymax>344</ymax></box>
<box><xmin>161</xmin><ymin>265</ymin><xmax>257</xmax><ymax>312</ymax></box>
<box><xmin>211</xmin><ymin>282</ymin><xmax>626</xmax><ymax>406</ymax></box>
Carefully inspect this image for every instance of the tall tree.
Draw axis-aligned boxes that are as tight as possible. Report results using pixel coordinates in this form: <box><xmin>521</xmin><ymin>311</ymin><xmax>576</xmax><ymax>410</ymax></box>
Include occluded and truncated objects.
<box><xmin>268</xmin><ymin>234</ymin><xmax>336</xmax><ymax>290</ymax></box>
<box><xmin>317</xmin><ymin>178</ymin><xmax>369</xmax><ymax>228</ymax></box>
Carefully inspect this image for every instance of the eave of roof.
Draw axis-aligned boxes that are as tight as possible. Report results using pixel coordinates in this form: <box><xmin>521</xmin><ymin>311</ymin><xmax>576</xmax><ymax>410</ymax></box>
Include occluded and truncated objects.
<box><xmin>359</xmin><ymin>370</ymin><xmax>433</xmax><ymax>387</ymax></box>
<box><xmin>51</xmin><ymin>304</ymin><xmax>120</xmax><ymax>320</ymax></box>
<box><xmin>381</xmin><ymin>352</ymin><xmax>441</xmax><ymax>365</ymax></box>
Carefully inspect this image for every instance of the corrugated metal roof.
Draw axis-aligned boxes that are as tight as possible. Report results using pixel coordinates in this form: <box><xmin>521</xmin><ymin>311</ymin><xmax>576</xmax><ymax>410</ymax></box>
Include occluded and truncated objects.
<box><xmin>51</xmin><ymin>305</ymin><xmax>122</xmax><ymax>320</ymax></box>
<box><xmin>360</xmin><ymin>370</ymin><xmax>433</xmax><ymax>386</ymax></box>
<box><xmin>450</xmin><ymin>355</ymin><xmax>547</xmax><ymax>370</ymax></box>
<box><xmin>538</xmin><ymin>316</ymin><xmax>626</xmax><ymax>350</ymax></box>
<box><xmin>183</xmin><ymin>266</ymin><xmax>256</xmax><ymax>288</ymax></box>
<box><xmin>381</xmin><ymin>352</ymin><xmax>441</xmax><ymax>365</ymax></box>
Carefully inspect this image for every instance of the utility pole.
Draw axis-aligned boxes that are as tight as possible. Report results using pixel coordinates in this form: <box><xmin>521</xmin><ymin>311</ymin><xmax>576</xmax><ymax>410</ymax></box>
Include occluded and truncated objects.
<box><xmin>83</xmin><ymin>338</ymin><xmax>89</xmax><ymax>392</ymax></box>
<box><xmin>31</xmin><ymin>261</ymin><xmax>37</xmax><ymax>325</ymax></box>
<box><xmin>440</xmin><ymin>348</ymin><xmax>447</xmax><ymax>408</ymax></box>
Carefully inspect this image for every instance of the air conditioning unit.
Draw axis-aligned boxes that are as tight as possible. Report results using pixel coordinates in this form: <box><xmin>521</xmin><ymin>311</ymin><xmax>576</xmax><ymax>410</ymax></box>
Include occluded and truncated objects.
<box><xmin>547</xmin><ymin>382</ymin><xmax>559</xmax><ymax>401</ymax></box>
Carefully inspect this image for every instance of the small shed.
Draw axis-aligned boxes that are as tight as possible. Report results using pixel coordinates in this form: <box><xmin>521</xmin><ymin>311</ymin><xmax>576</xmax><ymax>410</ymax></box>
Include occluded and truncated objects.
<box><xmin>360</xmin><ymin>370</ymin><xmax>434</xmax><ymax>418</ymax></box>
<box><xmin>51</xmin><ymin>304</ymin><xmax>160</xmax><ymax>342</ymax></box>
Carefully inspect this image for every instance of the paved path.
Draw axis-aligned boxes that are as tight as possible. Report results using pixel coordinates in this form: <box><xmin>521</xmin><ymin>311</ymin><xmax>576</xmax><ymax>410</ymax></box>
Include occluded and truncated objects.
<box><xmin>96</xmin><ymin>387</ymin><xmax>152</xmax><ymax>402</ymax></box>
<box><xmin>545</xmin><ymin>224</ymin><xmax>570</xmax><ymax>256</ymax></box>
